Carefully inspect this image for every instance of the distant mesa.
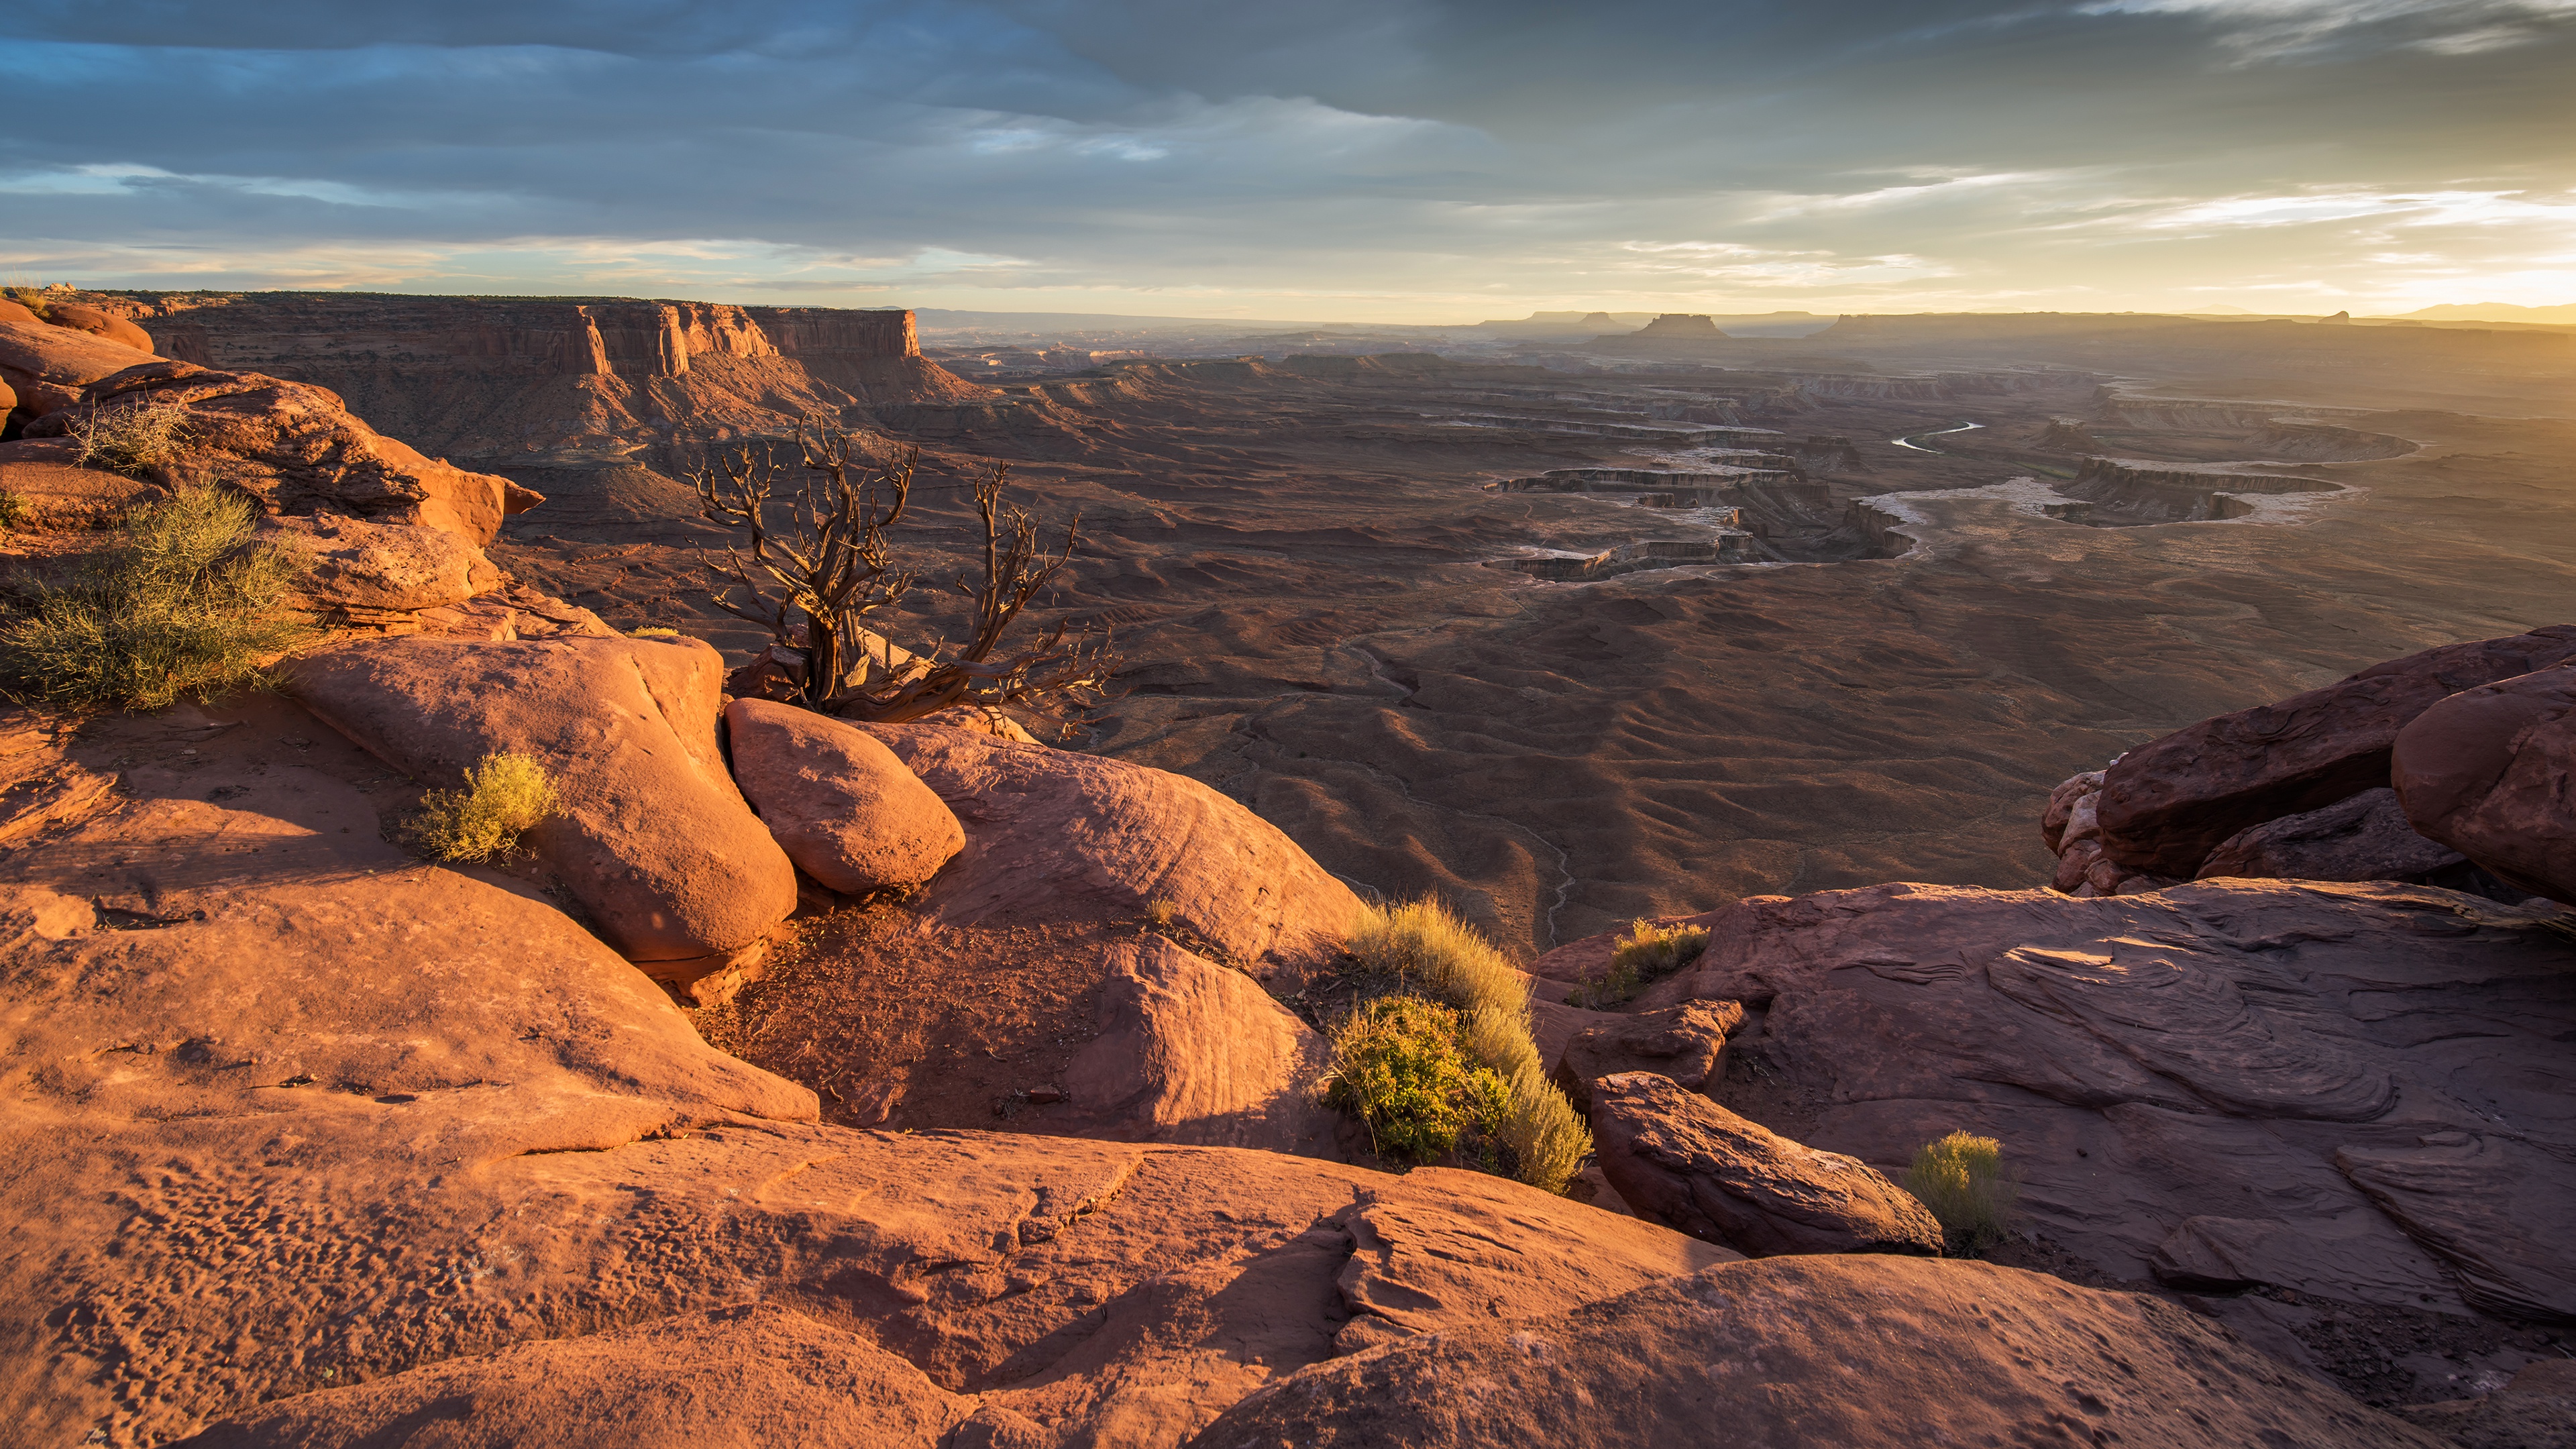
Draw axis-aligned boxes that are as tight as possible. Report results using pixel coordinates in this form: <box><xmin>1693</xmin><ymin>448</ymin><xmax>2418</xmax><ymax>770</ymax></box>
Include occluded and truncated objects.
<box><xmin>1580</xmin><ymin>311</ymin><xmax>1616</xmax><ymax>328</ymax></box>
<box><xmin>1633</xmin><ymin>313</ymin><xmax>1725</xmax><ymax>338</ymax></box>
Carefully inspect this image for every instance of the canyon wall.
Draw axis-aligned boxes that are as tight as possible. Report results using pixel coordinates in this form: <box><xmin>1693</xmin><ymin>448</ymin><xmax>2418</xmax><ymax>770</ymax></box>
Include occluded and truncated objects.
<box><xmin>87</xmin><ymin>292</ymin><xmax>983</xmax><ymax>466</ymax></box>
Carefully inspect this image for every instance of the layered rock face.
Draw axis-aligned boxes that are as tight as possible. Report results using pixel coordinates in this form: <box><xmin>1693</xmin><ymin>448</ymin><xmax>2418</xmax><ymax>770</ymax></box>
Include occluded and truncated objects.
<box><xmin>2394</xmin><ymin>664</ymin><xmax>2576</xmax><ymax>903</ymax></box>
<box><xmin>79</xmin><ymin>292</ymin><xmax>989</xmax><ymax>464</ymax></box>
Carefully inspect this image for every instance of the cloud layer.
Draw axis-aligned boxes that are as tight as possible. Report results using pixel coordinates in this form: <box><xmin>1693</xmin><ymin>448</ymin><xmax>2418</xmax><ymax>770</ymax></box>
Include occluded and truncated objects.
<box><xmin>2</xmin><ymin>0</ymin><xmax>2569</xmax><ymax>319</ymax></box>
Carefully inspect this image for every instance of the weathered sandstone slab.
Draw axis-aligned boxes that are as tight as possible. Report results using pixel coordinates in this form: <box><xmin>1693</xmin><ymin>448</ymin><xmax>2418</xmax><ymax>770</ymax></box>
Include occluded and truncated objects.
<box><xmin>2096</xmin><ymin>624</ymin><xmax>2576</xmax><ymax>875</ymax></box>
<box><xmin>1550</xmin><ymin>999</ymin><xmax>1743</xmax><ymax>1116</ymax></box>
<box><xmin>1591</xmin><ymin>1071</ymin><xmax>1946</xmax><ymax>1257</ymax></box>
<box><xmin>1194</xmin><ymin>1256</ymin><xmax>2445</xmax><ymax>1449</ymax></box>
<box><xmin>266</xmin><ymin>511</ymin><xmax>503</xmax><ymax>615</ymax></box>
<box><xmin>288</xmin><ymin>636</ymin><xmax>797</xmax><ymax>961</ymax></box>
<box><xmin>724</xmin><ymin>698</ymin><xmax>963</xmax><ymax>895</ymax></box>
<box><xmin>40</xmin><ymin>301</ymin><xmax>154</xmax><ymax>354</ymax></box>
<box><xmin>1605</xmin><ymin>879</ymin><xmax>2576</xmax><ymax>1318</ymax></box>
<box><xmin>862</xmin><ymin>720</ymin><xmax>1362</xmax><ymax>982</ymax></box>
<box><xmin>2394</xmin><ymin>665</ymin><xmax>2576</xmax><ymax>904</ymax></box>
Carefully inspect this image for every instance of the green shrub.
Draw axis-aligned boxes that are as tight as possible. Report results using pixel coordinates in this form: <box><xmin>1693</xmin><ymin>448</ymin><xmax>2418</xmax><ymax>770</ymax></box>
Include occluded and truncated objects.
<box><xmin>1572</xmin><ymin>918</ymin><xmax>1711</xmax><ymax>1008</ymax></box>
<box><xmin>67</xmin><ymin>400</ymin><xmax>195</xmax><ymax>478</ymax></box>
<box><xmin>1907</xmin><ymin>1130</ymin><xmax>2019</xmax><ymax>1250</ymax></box>
<box><xmin>413</xmin><ymin>751</ymin><xmax>561</xmax><ymax>863</ymax></box>
<box><xmin>0</xmin><ymin>484</ymin><xmax>309</xmax><ymax>710</ymax></box>
<box><xmin>1326</xmin><ymin>996</ymin><xmax>1506</xmax><ymax>1164</ymax></box>
<box><xmin>1337</xmin><ymin>898</ymin><xmax>1593</xmax><ymax>1193</ymax></box>
<box><xmin>0</xmin><ymin>490</ymin><xmax>21</xmax><ymax>531</ymax></box>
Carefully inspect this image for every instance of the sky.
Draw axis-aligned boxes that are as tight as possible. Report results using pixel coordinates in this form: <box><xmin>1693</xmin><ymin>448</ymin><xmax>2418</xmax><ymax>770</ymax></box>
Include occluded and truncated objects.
<box><xmin>3</xmin><ymin>0</ymin><xmax>2573</xmax><ymax>323</ymax></box>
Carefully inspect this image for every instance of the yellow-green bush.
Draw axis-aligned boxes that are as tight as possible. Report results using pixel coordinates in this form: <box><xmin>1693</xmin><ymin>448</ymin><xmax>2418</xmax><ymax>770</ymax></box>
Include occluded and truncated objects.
<box><xmin>66</xmin><ymin>400</ymin><xmax>195</xmax><ymax>478</ymax></box>
<box><xmin>1326</xmin><ymin>996</ymin><xmax>1505</xmax><ymax>1165</ymax></box>
<box><xmin>1572</xmin><ymin>918</ymin><xmax>1711</xmax><ymax>1008</ymax></box>
<box><xmin>1337</xmin><ymin>898</ymin><xmax>1591</xmax><ymax>1193</ymax></box>
<box><xmin>1907</xmin><ymin>1130</ymin><xmax>2019</xmax><ymax>1250</ymax></box>
<box><xmin>414</xmin><ymin>751</ymin><xmax>561</xmax><ymax>863</ymax></box>
<box><xmin>0</xmin><ymin>484</ymin><xmax>308</xmax><ymax>710</ymax></box>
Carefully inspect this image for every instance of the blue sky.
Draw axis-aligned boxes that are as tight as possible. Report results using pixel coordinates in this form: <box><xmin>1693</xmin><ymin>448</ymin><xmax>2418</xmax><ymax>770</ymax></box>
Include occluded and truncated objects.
<box><xmin>4</xmin><ymin>0</ymin><xmax>2571</xmax><ymax>320</ymax></box>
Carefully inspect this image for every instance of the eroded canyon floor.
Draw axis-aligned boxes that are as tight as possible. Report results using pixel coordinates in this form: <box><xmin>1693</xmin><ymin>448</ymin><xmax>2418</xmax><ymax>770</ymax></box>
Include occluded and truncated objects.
<box><xmin>445</xmin><ymin>349</ymin><xmax>2576</xmax><ymax>959</ymax></box>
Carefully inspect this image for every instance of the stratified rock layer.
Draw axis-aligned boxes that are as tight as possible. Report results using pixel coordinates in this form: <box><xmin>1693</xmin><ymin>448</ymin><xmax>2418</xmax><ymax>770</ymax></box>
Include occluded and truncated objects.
<box><xmin>2196</xmin><ymin>786</ymin><xmax>2466</xmax><ymax>884</ymax></box>
<box><xmin>288</xmin><ymin>636</ymin><xmax>797</xmax><ymax>961</ymax></box>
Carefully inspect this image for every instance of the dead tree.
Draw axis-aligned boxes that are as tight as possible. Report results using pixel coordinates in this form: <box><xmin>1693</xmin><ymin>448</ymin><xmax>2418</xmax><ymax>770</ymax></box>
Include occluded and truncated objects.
<box><xmin>688</xmin><ymin>418</ymin><xmax>1116</xmax><ymax>733</ymax></box>
<box><xmin>688</xmin><ymin>419</ymin><xmax>918</xmax><ymax>711</ymax></box>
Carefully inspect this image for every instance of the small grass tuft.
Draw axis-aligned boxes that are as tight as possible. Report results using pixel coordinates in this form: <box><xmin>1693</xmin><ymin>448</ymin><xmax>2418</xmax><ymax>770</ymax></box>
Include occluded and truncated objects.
<box><xmin>413</xmin><ymin>751</ymin><xmax>561</xmax><ymax>863</ymax></box>
<box><xmin>1907</xmin><ymin>1130</ymin><xmax>2019</xmax><ymax>1252</ymax></box>
<box><xmin>66</xmin><ymin>400</ymin><xmax>195</xmax><ymax>478</ymax></box>
<box><xmin>1572</xmin><ymin>918</ymin><xmax>1711</xmax><ymax>1008</ymax></box>
<box><xmin>629</xmin><ymin>626</ymin><xmax>682</xmax><ymax>639</ymax></box>
<box><xmin>1335</xmin><ymin>898</ymin><xmax>1592</xmax><ymax>1193</ymax></box>
<box><xmin>0</xmin><ymin>484</ymin><xmax>309</xmax><ymax>710</ymax></box>
<box><xmin>0</xmin><ymin>490</ymin><xmax>21</xmax><ymax>531</ymax></box>
<box><xmin>1142</xmin><ymin>896</ymin><xmax>1178</xmax><ymax>929</ymax></box>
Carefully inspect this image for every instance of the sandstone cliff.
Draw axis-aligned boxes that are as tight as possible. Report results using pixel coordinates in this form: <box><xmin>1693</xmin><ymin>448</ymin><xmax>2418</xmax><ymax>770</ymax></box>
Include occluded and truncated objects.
<box><xmin>80</xmin><ymin>292</ymin><xmax>991</xmax><ymax>466</ymax></box>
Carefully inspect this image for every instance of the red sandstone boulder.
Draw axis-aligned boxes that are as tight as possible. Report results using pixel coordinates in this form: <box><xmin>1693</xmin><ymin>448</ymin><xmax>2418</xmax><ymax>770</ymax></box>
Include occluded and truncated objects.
<box><xmin>723</xmin><ymin>698</ymin><xmax>963</xmax><ymax>895</ymax></box>
<box><xmin>0</xmin><ymin>297</ymin><xmax>37</xmax><ymax>327</ymax></box>
<box><xmin>1193</xmin><ymin>1256</ymin><xmax>2444</xmax><ymax>1449</ymax></box>
<box><xmin>1591</xmin><ymin>1071</ymin><xmax>1945</xmax><ymax>1258</ymax></box>
<box><xmin>24</xmin><ymin>360</ymin><xmax>543</xmax><ymax>545</ymax></box>
<box><xmin>1551</xmin><ymin>1000</ymin><xmax>1743</xmax><ymax>1116</ymax></box>
<box><xmin>2393</xmin><ymin>665</ymin><xmax>2576</xmax><ymax>904</ymax></box>
<box><xmin>0</xmin><ymin>437</ymin><xmax>164</xmax><ymax>528</ymax></box>
<box><xmin>2196</xmin><ymin>786</ymin><xmax>2465</xmax><ymax>884</ymax></box>
<box><xmin>0</xmin><ymin>313</ymin><xmax>162</xmax><ymax>418</ymax></box>
<box><xmin>40</xmin><ymin>301</ymin><xmax>154</xmax><ymax>354</ymax></box>
<box><xmin>288</xmin><ymin>637</ymin><xmax>798</xmax><ymax>964</ymax></box>
<box><xmin>862</xmin><ymin>721</ymin><xmax>1363</xmax><ymax>982</ymax></box>
<box><xmin>1059</xmin><ymin>935</ymin><xmax>1340</xmax><ymax>1157</ymax></box>
<box><xmin>2096</xmin><ymin>625</ymin><xmax>2576</xmax><ymax>876</ymax></box>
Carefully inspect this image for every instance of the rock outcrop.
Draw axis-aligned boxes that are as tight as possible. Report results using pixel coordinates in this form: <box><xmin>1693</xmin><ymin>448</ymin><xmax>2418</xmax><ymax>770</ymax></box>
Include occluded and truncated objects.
<box><xmin>862</xmin><ymin>721</ymin><xmax>1363</xmax><ymax>983</ymax></box>
<box><xmin>1550</xmin><ymin>1000</ymin><xmax>1743</xmax><ymax>1116</ymax></box>
<box><xmin>723</xmin><ymin>698</ymin><xmax>964</xmax><ymax>896</ymax></box>
<box><xmin>267</xmin><ymin>511</ymin><xmax>506</xmax><ymax>619</ymax></box>
<box><xmin>1195</xmin><ymin>1256</ymin><xmax>2441</xmax><ymax>1449</ymax></box>
<box><xmin>25</xmin><ymin>360</ymin><xmax>542</xmax><ymax>546</ymax></box>
<box><xmin>2093</xmin><ymin>624</ymin><xmax>2576</xmax><ymax>877</ymax></box>
<box><xmin>1598</xmin><ymin>879</ymin><xmax>2576</xmax><ymax>1321</ymax></box>
<box><xmin>1059</xmin><ymin>936</ymin><xmax>1341</xmax><ymax>1157</ymax></box>
<box><xmin>2394</xmin><ymin>663</ymin><xmax>2576</xmax><ymax>904</ymax></box>
<box><xmin>2196</xmin><ymin>786</ymin><xmax>2466</xmax><ymax>884</ymax></box>
<box><xmin>1590</xmin><ymin>1072</ymin><xmax>1947</xmax><ymax>1258</ymax></box>
<box><xmin>0</xmin><ymin>313</ymin><xmax>164</xmax><ymax>419</ymax></box>
<box><xmin>288</xmin><ymin>636</ymin><xmax>798</xmax><ymax>965</ymax></box>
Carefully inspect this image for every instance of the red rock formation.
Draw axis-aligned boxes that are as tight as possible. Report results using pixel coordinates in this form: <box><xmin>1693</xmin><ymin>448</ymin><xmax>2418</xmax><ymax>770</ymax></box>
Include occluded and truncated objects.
<box><xmin>2393</xmin><ymin>664</ymin><xmax>2576</xmax><ymax>903</ymax></box>
<box><xmin>2095</xmin><ymin>624</ymin><xmax>2576</xmax><ymax>876</ymax></box>
<box><xmin>81</xmin><ymin>292</ymin><xmax>986</xmax><ymax>462</ymax></box>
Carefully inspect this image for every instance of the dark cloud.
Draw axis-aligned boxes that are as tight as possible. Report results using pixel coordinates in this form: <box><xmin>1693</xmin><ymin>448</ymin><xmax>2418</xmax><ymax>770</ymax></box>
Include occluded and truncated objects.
<box><xmin>2</xmin><ymin>1</ymin><xmax>2569</xmax><ymax>315</ymax></box>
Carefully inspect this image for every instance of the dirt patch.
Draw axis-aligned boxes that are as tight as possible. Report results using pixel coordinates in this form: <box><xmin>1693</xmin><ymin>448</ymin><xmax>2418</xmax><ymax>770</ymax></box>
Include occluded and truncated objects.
<box><xmin>688</xmin><ymin>902</ymin><xmax>1134</xmax><ymax>1131</ymax></box>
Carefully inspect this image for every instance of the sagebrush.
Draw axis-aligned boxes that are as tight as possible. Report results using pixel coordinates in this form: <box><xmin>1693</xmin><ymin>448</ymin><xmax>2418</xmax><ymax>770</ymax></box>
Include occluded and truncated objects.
<box><xmin>66</xmin><ymin>400</ymin><xmax>195</xmax><ymax>478</ymax></box>
<box><xmin>1326</xmin><ymin>996</ymin><xmax>1505</xmax><ymax>1165</ymax></box>
<box><xmin>1572</xmin><ymin>918</ymin><xmax>1711</xmax><ymax>1008</ymax></box>
<box><xmin>413</xmin><ymin>752</ymin><xmax>561</xmax><ymax>863</ymax></box>
<box><xmin>0</xmin><ymin>484</ymin><xmax>308</xmax><ymax>710</ymax></box>
<box><xmin>1335</xmin><ymin>898</ymin><xmax>1590</xmax><ymax>1193</ymax></box>
<box><xmin>1907</xmin><ymin>1130</ymin><xmax>2019</xmax><ymax>1250</ymax></box>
